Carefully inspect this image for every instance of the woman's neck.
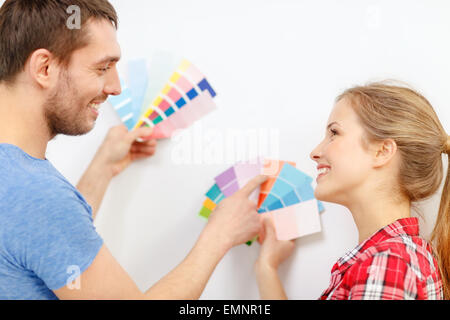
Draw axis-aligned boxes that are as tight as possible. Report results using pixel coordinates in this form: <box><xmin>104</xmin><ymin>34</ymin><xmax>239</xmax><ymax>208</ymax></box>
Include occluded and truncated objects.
<box><xmin>347</xmin><ymin>194</ymin><xmax>411</xmax><ymax>244</ymax></box>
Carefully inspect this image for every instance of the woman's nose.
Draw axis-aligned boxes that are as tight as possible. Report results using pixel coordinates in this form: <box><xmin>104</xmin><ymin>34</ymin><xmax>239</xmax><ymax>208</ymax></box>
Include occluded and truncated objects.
<box><xmin>310</xmin><ymin>142</ymin><xmax>323</xmax><ymax>161</ymax></box>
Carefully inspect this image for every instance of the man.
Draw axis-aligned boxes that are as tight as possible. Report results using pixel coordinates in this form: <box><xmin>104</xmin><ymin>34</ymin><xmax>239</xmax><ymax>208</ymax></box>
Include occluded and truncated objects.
<box><xmin>0</xmin><ymin>0</ymin><xmax>266</xmax><ymax>299</ymax></box>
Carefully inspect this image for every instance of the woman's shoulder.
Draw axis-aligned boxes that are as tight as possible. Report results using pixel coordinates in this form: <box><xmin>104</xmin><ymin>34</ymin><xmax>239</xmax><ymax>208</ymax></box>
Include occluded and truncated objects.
<box><xmin>356</xmin><ymin>234</ymin><xmax>439</xmax><ymax>280</ymax></box>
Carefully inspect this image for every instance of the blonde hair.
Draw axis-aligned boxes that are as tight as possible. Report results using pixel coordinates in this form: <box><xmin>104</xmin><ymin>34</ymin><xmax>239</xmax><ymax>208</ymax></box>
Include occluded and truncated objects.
<box><xmin>336</xmin><ymin>81</ymin><xmax>449</xmax><ymax>299</ymax></box>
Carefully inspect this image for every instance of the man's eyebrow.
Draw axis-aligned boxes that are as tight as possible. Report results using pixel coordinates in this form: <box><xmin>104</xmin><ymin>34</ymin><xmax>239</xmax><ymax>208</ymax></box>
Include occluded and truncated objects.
<box><xmin>93</xmin><ymin>55</ymin><xmax>121</xmax><ymax>65</ymax></box>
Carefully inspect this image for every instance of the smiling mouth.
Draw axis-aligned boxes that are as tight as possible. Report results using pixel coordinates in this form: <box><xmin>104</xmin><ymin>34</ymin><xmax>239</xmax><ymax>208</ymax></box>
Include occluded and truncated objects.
<box><xmin>88</xmin><ymin>102</ymin><xmax>101</xmax><ymax>111</ymax></box>
<box><xmin>317</xmin><ymin>167</ymin><xmax>331</xmax><ymax>180</ymax></box>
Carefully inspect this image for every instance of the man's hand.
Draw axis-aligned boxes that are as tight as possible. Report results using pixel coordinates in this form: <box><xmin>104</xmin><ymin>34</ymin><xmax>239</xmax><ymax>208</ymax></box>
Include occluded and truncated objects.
<box><xmin>205</xmin><ymin>175</ymin><xmax>268</xmax><ymax>250</ymax></box>
<box><xmin>60</xmin><ymin>174</ymin><xmax>268</xmax><ymax>300</ymax></box>
<box><xmin>96</xmin><ymin>124</ymin><xmax>157</xmax><ymax>177</ymax></box>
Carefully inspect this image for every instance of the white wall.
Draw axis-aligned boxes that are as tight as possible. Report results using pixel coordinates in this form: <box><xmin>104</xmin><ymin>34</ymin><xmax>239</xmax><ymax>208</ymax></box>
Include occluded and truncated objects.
<box><xmin>43</xmin><ymin>0</ymin><xmax>449</xmax><ymax>299</ymax></box>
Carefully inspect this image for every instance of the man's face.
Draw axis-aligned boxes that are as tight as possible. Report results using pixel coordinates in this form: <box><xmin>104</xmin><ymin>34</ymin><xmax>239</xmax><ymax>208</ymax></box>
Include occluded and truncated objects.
<box><xmin>45</xmin><ymin>19</ymin><xmax>121</xmax><ymax>137</ymax></box>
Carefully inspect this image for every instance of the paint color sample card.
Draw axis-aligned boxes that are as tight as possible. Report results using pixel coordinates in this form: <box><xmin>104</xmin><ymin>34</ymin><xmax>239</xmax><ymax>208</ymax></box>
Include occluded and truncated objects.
<box><xmin>127</xmin><ymin>59</ymin><xmax>149</xmax><ymax>125</ymax></box>
<box><xmin>258</xmin><ymin>159</ymin><xmax>296</xmax><ymax>208</ymax></box>
<box><xmin>271</xmin><ymin>199</ymin><xmax>321</xmax><ymax>240</ymax></box>
<box><xmin>214</xmin><ymin>159</ymin><xmax>263</xmax><ymax>204</ymax></box>
<box><xmin>107</xmin><ymin>58</ymin><xmax>217</xmax><ymax>138</ymax></box>
<box><xmin>108</xmin><ymin>80</ymin><xmax>135</xmax><ymax>130</ymax></box>
<box><xmin>258</xmin><ymin>163</ymin><xmax>324</xmax><ymax>213</ymax></box>
<box><xmin>198</xmin><ymin>159</ymin><xmax>325</xmax><ymax>243</ymax></box>
<box><xmin>199</xmin><ymin>184</ymin><xmax>226</xmax><ymax>219</ymax></box>
<box><xmin>134</xmin><ymin>59</ymin><xmax>217</xmax><ymax>139</ymax></box>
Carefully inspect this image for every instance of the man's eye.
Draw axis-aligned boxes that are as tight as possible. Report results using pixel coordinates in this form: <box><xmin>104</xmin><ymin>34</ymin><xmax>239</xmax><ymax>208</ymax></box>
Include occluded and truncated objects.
<box><xmin>99</xmin><ymin>65</ymin><xmax>111</xmax><ymax>73</ymax></box>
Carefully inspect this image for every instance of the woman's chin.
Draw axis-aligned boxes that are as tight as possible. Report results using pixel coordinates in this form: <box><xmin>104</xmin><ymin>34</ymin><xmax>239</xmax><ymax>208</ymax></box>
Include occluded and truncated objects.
<box><xmin>314</xmin><ymin>188</ymin><xmax>325</xmax><ymax>201</ymax></box>
<box><xmin>314</xmin><ymin>186</ymin><xmax>333</xmax><ymax>203</ymax></box>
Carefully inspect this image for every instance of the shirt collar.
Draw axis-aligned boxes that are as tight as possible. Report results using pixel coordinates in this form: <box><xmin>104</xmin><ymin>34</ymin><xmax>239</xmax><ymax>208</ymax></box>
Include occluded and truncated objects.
<box><xmin>333</xmin><ymin>217</ymin><xmax>419</xmax><ymax>274</ymax></box>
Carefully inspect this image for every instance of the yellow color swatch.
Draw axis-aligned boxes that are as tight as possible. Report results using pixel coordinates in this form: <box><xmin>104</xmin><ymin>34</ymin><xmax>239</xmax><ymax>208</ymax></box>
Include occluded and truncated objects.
<box><xmin>203</xmin><ymin>198</ymin><xmax>217</xmax><ymax>211</ymax></box>
<box><xmin>143</xmin><ymin>107</ymin><xmax>154</xmax><ymax>118</ymax></box>
<box><xmin>161</xmin><ymin>84</ymin><xmax>171</xmax><ymax>95</ymax></box>
<box><xmin>152</xmin><ymin>96</ymin><xmax>163</xmax><ymax>107</ymax></box>
<box><xmin>178</xmin><ymin>59</ymin><xmax>191</xmax><ymax>72</ymax></box>
<box><xmin>170</xmin><ymin>72</ymin><xmax>181</xmax><ymax>83</ymax></box>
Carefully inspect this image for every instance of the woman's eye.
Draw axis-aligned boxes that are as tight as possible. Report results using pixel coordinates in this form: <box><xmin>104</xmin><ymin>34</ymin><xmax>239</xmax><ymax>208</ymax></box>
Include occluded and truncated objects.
<box><xmin>329</xmin><ymin>128</ymin><xmax>338</xmax><ymax>136</ymax></box>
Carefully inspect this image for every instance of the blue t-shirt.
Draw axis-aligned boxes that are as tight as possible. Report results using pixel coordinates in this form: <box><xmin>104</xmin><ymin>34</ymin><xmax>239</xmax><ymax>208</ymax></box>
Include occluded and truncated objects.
<box><xmin>0</xmin><ymin>144</ymin><xmax>103</xmax><ymax>300</ymax></box>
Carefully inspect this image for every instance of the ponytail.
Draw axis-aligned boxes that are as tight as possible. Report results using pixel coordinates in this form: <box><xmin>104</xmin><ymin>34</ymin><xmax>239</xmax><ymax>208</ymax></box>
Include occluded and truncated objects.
<box><xmin>432</xmin><ymin>141</ymin><xmax>450</xmax><ymax>299</ymax></box>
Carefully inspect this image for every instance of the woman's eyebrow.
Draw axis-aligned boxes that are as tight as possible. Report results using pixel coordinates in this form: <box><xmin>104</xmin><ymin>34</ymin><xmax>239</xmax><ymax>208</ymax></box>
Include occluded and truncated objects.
<box><xmin>327</xmin><ymin>121</ymin><xmax>339</xmax><ymax>130</ymax></box>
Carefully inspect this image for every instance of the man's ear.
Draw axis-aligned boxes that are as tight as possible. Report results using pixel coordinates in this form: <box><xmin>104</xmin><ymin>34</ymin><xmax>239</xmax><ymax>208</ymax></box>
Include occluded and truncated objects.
<box><xmin>372</xmin><ymin>139</ymin><xmax>398</xmax><ymax>168</ymax></box>
<box><xmin>27</xmin><ymin>49</ymin><xmax>58</xmax><ymax>89</ymax></box>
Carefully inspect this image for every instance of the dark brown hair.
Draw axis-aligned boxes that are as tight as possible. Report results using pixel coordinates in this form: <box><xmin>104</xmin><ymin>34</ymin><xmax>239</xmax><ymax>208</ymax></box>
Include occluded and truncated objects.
<box><xmin>0</xmin><ymin>0</ymin><xmax>118</xmax><ymax>83</ymax></box>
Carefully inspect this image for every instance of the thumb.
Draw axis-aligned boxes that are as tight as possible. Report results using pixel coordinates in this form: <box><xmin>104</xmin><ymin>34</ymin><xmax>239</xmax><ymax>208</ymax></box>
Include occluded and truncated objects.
<box><xmin>128</xmin><ymin>126</ymin><xmax>153</xmax><ymax>142</ymax></box>
<box><xmin>258</xmin><ymin>215</ymin><xmax>275</xmax><ymax>244</ymax></box>
<box><xmin>264</xmin><ymin>215</ymin><xmax>276</xmax><ymax>240</ymax></box>
<box><xmin>239</xmin><ymin>174</ymin><xmax>268</xmax><ymax>198</ymax></box>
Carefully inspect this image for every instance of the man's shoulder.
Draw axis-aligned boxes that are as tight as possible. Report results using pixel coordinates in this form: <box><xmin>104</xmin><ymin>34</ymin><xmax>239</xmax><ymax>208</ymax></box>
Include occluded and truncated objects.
<box><xmin>0</xmin><ymin>144</ymin><xmax>78</xmax><ymax>197</ymax></box>
<box><xmin>0</xmin><ymin>160</ymin><xmax>76</xmax><ymax>203</ymax></box>
<box><xmin>0</xmin><ymin>145</ymin><xmax>92</xmax><ymax>226</ymax></box>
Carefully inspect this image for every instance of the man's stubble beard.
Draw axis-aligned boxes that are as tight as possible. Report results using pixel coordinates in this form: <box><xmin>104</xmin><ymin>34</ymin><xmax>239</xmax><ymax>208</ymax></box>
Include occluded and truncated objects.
<box><xmin>44</xmin><ymin>70</ymin><xmax>94</xmax><ymax>138</ymax></box>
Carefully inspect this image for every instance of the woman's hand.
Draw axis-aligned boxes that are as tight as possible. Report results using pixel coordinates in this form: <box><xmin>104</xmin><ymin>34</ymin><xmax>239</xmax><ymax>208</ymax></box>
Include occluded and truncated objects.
<box><xmin>255</xmin><ymin>216</ymin><xmax>296</xmax><ymax>271</ymax></box>
<box><xmin>254</xmin><ymin>216</ymin><xmax>295</xmax><ymax>300</ymax></box>
<box><xmin>255</xmin><ymin>214</ymin><xmax>295</xmax><ymax>300</ymax></box>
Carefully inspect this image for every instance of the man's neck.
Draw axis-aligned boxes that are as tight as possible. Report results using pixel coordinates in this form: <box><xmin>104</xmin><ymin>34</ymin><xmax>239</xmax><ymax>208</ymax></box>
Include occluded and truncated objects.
<box><xmin>0</xmin><ymin>85</ymin><xmax>50</xmax><ymax>160</ymax></box>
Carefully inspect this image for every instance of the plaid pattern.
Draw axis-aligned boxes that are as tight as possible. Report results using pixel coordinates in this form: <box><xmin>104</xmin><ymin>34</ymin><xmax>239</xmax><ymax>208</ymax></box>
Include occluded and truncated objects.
<box><xmin>319</xmin><ymin>218</ymin><xmax>443</xmax><ymax>300</ymax></box>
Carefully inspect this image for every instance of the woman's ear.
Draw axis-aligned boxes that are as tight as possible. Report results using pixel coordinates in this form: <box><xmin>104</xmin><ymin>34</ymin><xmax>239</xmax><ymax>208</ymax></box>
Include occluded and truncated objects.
<box><xmin>372</xmin><ymin>139</ymin><xmax>398</xmax><ymax>168</ymax></box>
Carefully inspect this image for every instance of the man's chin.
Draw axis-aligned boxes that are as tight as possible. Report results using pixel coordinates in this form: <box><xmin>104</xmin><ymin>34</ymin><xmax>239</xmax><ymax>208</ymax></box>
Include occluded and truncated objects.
<box><xmin>49</xmin><ymin>121</ymin><xmax>96</xmax><ymax>137</ymax></box>
<box><xmin>69</xmin><ymin>123</ymin><xmax>96</xmax><ymax>136</ymax></box>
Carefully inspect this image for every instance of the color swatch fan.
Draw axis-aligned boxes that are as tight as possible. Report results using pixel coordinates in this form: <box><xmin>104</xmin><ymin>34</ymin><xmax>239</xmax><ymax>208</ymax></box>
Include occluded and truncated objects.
<box><xmin>108</xmin><ymin>59</ymin><xmax>217</xmax><ymax>139</ymax></box>
<box><xmin>199</xmin><ymin>159</ymin><xmax>325</xmax><ymax>243</ymax></box>
<box><xmin>108</xmin><ymin>79</ymin><xmax>136</xmax><ymax>130</ymax></box>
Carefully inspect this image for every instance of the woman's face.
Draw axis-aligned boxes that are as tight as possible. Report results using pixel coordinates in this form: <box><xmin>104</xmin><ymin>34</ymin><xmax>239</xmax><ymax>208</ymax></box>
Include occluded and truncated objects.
<box><xmin>310</xmin><ymin>98</ymin><xmax>374</xmax><ymax>206</ymax></box>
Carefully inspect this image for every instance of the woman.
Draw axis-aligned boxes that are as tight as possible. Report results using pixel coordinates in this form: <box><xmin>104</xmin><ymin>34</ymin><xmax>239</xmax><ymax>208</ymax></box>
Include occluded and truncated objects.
<box><xmin>255</xmin><ymin>82</ymin><xmax>449</xmax><ymax>300</ymax></box>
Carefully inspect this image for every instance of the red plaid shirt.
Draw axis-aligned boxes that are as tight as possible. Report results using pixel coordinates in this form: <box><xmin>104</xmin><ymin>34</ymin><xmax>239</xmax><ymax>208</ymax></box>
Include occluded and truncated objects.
<box><xmin>319</xmin><ymin>217</ymin><xmax>443</xmax><ymax>300</ymax></box>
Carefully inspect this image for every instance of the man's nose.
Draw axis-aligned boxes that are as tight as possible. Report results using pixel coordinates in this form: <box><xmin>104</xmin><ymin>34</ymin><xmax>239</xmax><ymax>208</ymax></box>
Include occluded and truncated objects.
<box><xmin>104</xmin><ymin>67</ymin><xmax>122</xmax><ymax>96</ymax></box>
